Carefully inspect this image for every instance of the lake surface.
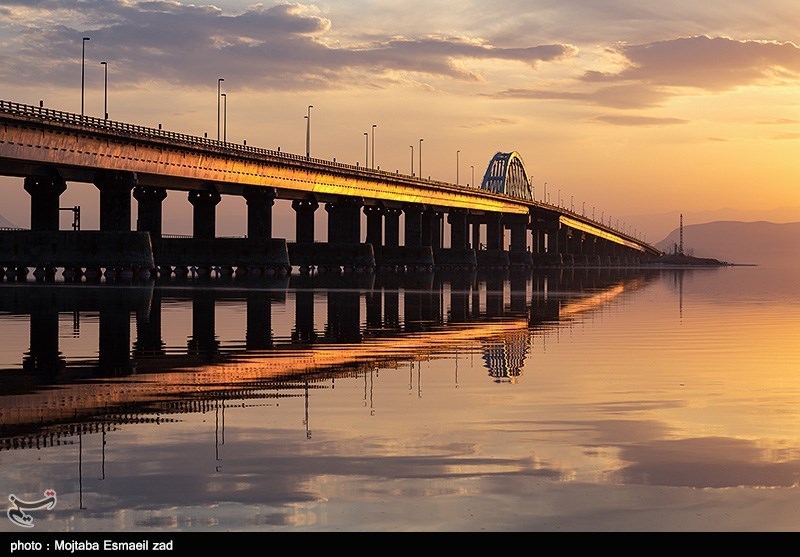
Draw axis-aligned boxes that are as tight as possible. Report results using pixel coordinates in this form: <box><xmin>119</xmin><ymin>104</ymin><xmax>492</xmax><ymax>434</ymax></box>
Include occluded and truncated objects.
<box><xmin>1</xmin><ymin>265</ymin><xmax>800</xmax><ymax>532</ymax></box>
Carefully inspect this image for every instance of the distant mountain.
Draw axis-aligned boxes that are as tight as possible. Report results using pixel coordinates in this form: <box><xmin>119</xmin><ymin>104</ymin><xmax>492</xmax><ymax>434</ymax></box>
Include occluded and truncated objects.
<box><xmin>656</xmin><ymin>221</ymin><xmax>800</xmax><ymax>267</ymax></box>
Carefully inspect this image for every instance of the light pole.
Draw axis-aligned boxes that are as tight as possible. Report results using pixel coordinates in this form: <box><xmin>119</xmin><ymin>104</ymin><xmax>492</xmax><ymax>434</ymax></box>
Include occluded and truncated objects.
<box><xmin>220</xmin><ymin>93</ymin><xmax>227</xmax><ymax>143</ymax></box>
<box><xmin>81</xmin><ymin>37</ymin><xmax>90</xmax><ymax>117</ymax></box>
<box><xmin>544</xmin><ymin>182</ymin><xmax>548</xmax><ymax>204</ymax></box>
<box><xmin>419</xmin><ymin>138</ymin><xmax>423</xmax><ymax>178</ymax></box>
<box><xmin>371</xmin><ymin>124</ymin><xmax>377</xmax><ymax>169</ymax></box>
<box><xmin>216</xmin><ymin>78</ymin><xmax>224</xmax><ymax>141</ymax></box>
<box><xmin>456</xmin><ymin>150</ymin><xmax>460</xmax><ymax>185</ymax></box>
<box><xmin>471</xmin><ymin>165</ymin><xmax>475</xmax><ymax>187</ymax></box>
<box><xmin>305</xmin><ymin>105</ymin><xmax>313</xmax><ymax>159</ymax></box>
<box><xmin>571</xmin><ymin>195</ymin><xmax>574</xmax><ymax>212</ymax></box>
<box><xmin>364</xmin><ymin>132</ymin><xmax>369</xmax><ymax>167</ymax></box>
<box><xmin>409</xmin><ymin>145</ymin><xmax>414</xmax><ymax>176</ymax></box>
<box><xmin>100</xmin><ymin>61</ymin><xmax>108</xmax><ymax>119</ymax></box>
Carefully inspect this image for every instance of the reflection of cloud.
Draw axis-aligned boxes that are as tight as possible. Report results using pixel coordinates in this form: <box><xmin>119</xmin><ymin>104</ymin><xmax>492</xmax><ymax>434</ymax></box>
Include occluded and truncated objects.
<box><xmin>0</xmin><ymin>1</ymin><xmax>575</xmax><ymax>90</ymax></box>
<box><xmin>615</xmin><ymin>436</ymin><xmax>800</xmax><ymax>488</ymax></box>
<box><xmin>584</xmin><ymin>35</ymin><xmax>800</xmax><ymax>91</ymax></box>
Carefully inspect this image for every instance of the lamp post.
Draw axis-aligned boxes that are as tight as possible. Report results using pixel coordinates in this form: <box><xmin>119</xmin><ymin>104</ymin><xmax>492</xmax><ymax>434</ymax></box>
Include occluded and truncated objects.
<box><xmin>544</xmin><ymin>182</ymin><xmax>548</xmax><ymax>204</ymax></box>
<box><xmin>216</xmin><ymin>78</ymin><xmax>224</xmax><ymax>140</ymax></box>
<box><xmin>81</xmin><ymin>37</ymin><xmax>90</xmax><ymax>117</ymax></box>
<box><xmin>471</xmin><ymin>165</ymin><xmax>475</xmax><ymax>187</ymax></box>
<box><xmin>371</xmin><ymin>124</ymin><xmax>377</xmax><ymax>169</ymax></box>
<box><xmin>220</xmin><ymin>93</ymin><xmax>227</xmax><ymax>143</ymax></box>
<box><xmin>305</xmin><ymin>105</ymin><xmax>313</xmax><ymax>159</ymax></box>
<box><xmin>100</xmin><ymin>61</ymin><xmax>108</xmax><ymax>119</ymax></box>
<box><xmin>456</xmin><ymin>150</ymin><xmax>460</xmax><ymax>185</ymax></box>
<box><xmin>419</xmin><ymin>138</ymin><xmax>423</xmax><ymax>178</ymax></box>
<box><xmin>364</xmin><ymin>133</ymin><xmax>369</xmax><ymax>167</ymax></box>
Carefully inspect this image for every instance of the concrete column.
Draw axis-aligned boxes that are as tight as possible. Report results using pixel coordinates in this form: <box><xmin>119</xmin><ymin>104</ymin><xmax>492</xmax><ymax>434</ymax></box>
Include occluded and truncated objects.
<box><xmin>485</xmin><ymin>213</ymin><xmax>503</xmax><ymax>251</ymax></box>
<box><xmin>364</xmin><ymin>205</ymin><xmax>383</xmax><ymax>248</ymax></box>
<box><xmin>325</xmin><ymin>202</ymin><xmax>339</xmax><ymax>244</ymax></box>
<box><xmin>509</xmin><ymin>216</ymin><xmax>528</xmax><ymax>255</ymax></box>
<box><xmin>133</xmin><ymin>186</ymin><xmax>167</xmax><ymax>240</ymax></box>
<box><xmin>188</xmin><ymin>190</ymin><xmax>221</xmax><ymax>240</ymax></box>
<box><xmin>24</xmin><ymin>175</ymin><xmax>67</xmax><ymax>231</ymax></box>
<box><xmin>94</xmin><ymin>170</ymin><xmax>136</xmax><ymax>232</ymax></box>
<box><xmin>559</xmin><ymin>226</ymin><xmax>570</xmax><ymax>254</ymax></box>
<box><xmin>292</xmin><ymin>198</ymin><xmax>318</xmax><ymax>244</ymax></box>
<box><xmin>243</xmin><ymin>186</ymin><xmax>277</xmax><ymax>240</ymax></box>
<box><xmin>404</xmin><ymin>204</ymin><xmax>423</xmax><ymax>247</ymax></box>
<box><xmin>384</xmin><ymin>208</ymin><xmax>401</xmax><ymax>248</ymax></box>
<box><xmin>471</xmin><ymin>219</ymin><xmax>481</xmax><ymax>250</ymax></box>
<box><xmin>424</xmin><ymin>210</ymin><xmax>443</xmax><ymax>249</ymax></box>
<box><xmin>448</xmin><ymin>209</ymin><xmax>469</xmax><ymax>250</ymax></box>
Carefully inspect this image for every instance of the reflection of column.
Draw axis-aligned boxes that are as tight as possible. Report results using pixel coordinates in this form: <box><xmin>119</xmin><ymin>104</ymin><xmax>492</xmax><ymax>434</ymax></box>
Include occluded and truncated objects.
<box><xmin>292</xmin><ymin>198</ymin><xmax>318</xmax><ymax>244</ymax></box>
<box><xmin>246</xmin><ymin>290</ymin><xmax>272</xmax><ymax>349</ymax></box>
<box><xmin>244</xmin><ymin>186</ymin><xmax>277</xmax><ymax>240</ymax></box>
<box><xmin>94</xmin><ymin>170</ymin><xmax>135</xmax><ymax>231</ymax></box>
<box><xmin>326</xmin><ymin>288</ymin><xmax>361</xmax><ymax>342</ymax></box>
<box><xmin>24</xmin><ymin>175</ymin><xmax>67</xmax><ymax>231</ymax></box>
<box><xmin>133</xmin><ymin>186</ymin><xmax>167</xmax><ymax>241</ymax></box>
<box><xmin>365</xmin><ymin>285</ymin><xmax>382</xmax><ymax>330</ymax></box>
<box><xmin>403</xmin><ymin>290</ymin><xmax>424</xmax><ymax>332</ymax></box>
<box><xmin>510</xmin><ymin>270</ymin><xmax>527</xmax><ymax>312</ymax></box>
<box><xmin>188</xmin><ymin>190</ymin><xmax>221</xmax><ymax>240</ymax></box>
<box><xmin>99</xmin><ymin>296</ymin><xmax>133</xmax><ymax>375</ymax></box>
<box><xmin>383</xmin><ymin>208</ymin><xmax>401</xmax><ymax>248</ymax></box>
<box><xmin>133</xmin><ymin>287</ymin><xmax>164</xmax><ymax>357</ymax></box>
<box><xmin>383</xmin><ymin>288</ymin><xmax>400</xmax><ymax>330</ymax></box>
<box><xmin>292</xmin><ymin>289</ymin><xmax>316</xmax><ymax>343</ymax></box>
<box><xmin>188</xmin><ymin>291</ymin><xmax>219</xmax><ymax>359</ymax></box>
<box><xmin>23</xmin><ymin>302</ymin><xmax>64</xmax><ymax>376</ymax></box>
<box><xmin>449</xmin><ymin>271</ymin><xmax>472</xmax><ymax>322</ymax></box>
<box><xmin>486</xmin><ymin>272</ymin><xmax>505</xmax><ymax>317</ymax></box>
<box><xmin>403</xmin><ymin>204</ymin><xmax>423</xmax><ymax>247</ymax></box>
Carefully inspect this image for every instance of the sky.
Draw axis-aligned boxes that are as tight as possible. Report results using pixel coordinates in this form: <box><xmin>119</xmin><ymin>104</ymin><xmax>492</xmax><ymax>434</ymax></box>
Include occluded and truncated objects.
<box><xmin>2</xmin><ymin>0</ymin><xmax>800</xmax><ymax>241</ymax></box>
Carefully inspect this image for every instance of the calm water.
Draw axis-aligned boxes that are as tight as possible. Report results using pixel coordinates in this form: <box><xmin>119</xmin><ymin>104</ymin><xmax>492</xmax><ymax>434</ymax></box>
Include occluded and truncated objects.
<box><xmin>1</xmin><ymin>265</ymin><xmax>800</xmax><ymax>532</ymax></box>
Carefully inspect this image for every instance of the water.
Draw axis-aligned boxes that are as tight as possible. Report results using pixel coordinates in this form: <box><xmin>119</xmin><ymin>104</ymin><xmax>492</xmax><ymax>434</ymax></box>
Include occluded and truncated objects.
<box><xmin>1</xmin><ymin>266</ymin><xmax>800</xmax><ymax>532</ymax></box>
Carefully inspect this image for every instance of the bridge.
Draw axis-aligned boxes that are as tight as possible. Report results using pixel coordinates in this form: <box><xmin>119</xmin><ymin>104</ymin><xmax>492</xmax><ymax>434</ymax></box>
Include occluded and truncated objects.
<box><xmin>0</xmin><ymin>99</ymin><xmax>661</xmax><ymax>278</ymax></box>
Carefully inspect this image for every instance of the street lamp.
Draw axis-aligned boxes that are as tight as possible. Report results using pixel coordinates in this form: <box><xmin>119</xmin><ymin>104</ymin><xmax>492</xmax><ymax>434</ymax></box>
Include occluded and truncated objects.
<box><xmin>471</xmin><ymin>165</ymin><xmax>475</xmax><ymax>187</ymax></box>
<box><xmin>409</xmin><ymin>145</ymin><xmax>414</xmax><ymax>176</ymax></box>
<box><xmin>81</xmin><ymin>37</ymin><xmax>90</xmax><ymax>117</ymax></box>
<box><xmin>220</xmin><ymin>93</ymin><xmax>227</xmax><ymax>143</ymax></box>
<box><xmin>371</xmin><ymin>124</ymin><xmax>377</xmax><ymax>169</ymax></box>
<box><xmin>456</xmin><ymin>150</ymin><xmax>460</xmax><ymax>185</ymax></box>
<box><xmin>419</xmin><ymin>138</ymin><xmax>423</xmax><ymax>179</ymax></box>
<box><xmin>364</xmin><ymin>132</ymin><xmax>369</xmax><ymax>167</ymax></box>
<box><xmin>216</xmin><ymin>78</ymin><xmax>224</xmax><ymax>141</ymax></box>
<box><xmin>100</xmin><ymin>61</ymin><xmax>108</xmax><ymax>120</ymax></box>
<box><xmin>305</xmin><ymin>105</ymin><xmax>313</xmax><ymax>159</ymax></box>
<box><xmin>544</xmin><ymin>182</ymin><xmax>548</xmax><ymax>204</ymax></box>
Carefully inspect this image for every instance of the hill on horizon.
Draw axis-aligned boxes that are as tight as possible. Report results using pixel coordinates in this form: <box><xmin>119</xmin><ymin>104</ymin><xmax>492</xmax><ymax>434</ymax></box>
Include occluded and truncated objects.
<box><xmin>657</xmin><ymin>220</ymin><xmax>800</xmax><ymax>267</ymax></box>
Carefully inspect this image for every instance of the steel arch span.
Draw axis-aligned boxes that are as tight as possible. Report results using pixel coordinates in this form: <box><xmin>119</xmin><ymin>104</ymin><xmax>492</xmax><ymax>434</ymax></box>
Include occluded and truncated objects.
<box><xmin>479</xmin><ymin>151</ymin><xmax>532</xmax><ymax>201</ymax></box>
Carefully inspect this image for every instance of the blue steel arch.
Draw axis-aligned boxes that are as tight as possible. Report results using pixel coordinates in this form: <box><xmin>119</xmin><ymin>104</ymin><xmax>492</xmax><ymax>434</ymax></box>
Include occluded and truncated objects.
<box><xmin>479</xmin><ymin>151</ymin><xmax>532</xmax><ymax>201</ymax></box>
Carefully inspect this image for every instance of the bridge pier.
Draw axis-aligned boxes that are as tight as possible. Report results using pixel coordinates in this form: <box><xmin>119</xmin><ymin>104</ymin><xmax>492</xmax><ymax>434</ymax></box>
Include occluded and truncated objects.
<box><xmin>244</xmin><ymin>186</ymin><xmax>277</xmax><ymax>240</ymax></box>
<box><xmin>448</xmin><ymin>209</ymin><xmax>469</xmax><ymax>250</ymax></box>
<box><xmin>384</xmin><ymin>207</ymin><xmax>401</xmax><ymax>248</ymax></box>
<box><xmin>403</xmin><ymin>204</ymin><xmax>423</xmax><ymax>247</ymax></box>
<box><xmin>508</xmin><ymin>215</ymin><xmax>530</xmax><ymax>266</ymax></box>
<box><xmin>95</xmin><ymin>170</ymin><xmax>135</xmax><ymax>232</ymax></box>
<box><xmin>364</xmin><ymin>205</ymin><xmax>383</xmax><ymax>248</ymax></box>
<box><xmin>326</xmin><ymin>197</ymin><xmax>362</xmax><ymax>245</ymax></box>
<box><xmin>292</xmin><ymin>197</ymin><xmax>318</xmax><ymax>244</ymax></box>
<box><xmin>189</xmin><ymin>190</ymin><xmax>221</xmax><ymax>240</ymax></box>
<box><xmin>133</xmin><ymin>186</ymin><xmax>167</xmax><ymax>241</ymax></box>
<box><xmin>24</xmin><ymin>175</ymin><xmax>67</xmax><ymax>231</ymax></box>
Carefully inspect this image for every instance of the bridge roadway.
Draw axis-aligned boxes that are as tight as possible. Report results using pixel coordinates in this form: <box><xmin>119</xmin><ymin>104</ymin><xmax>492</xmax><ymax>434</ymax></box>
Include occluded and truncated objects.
<box><xmin>0</xmin><ymin>100</ymin><xmax>660</xmax><ymax>274</ymax></box>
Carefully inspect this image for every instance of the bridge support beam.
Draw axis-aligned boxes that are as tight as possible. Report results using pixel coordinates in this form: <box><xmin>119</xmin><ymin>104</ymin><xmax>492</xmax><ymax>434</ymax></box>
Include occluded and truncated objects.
<box><xmin>422</xmin><ymin>209</ymin><xmax>442</xmax><ymax>249</ymax></box>
<box><xmin>364</xmin><ymin>205</ymin><xmax>383</xmax><ymax>248</ymax></box>
<box><xmin>133</xmin><ymin>186</ymin><xmax>167</xmax><ymax>241</ymax></box>
<box><xmin>24</xmin><ymin>175</ymin><xmax>67</xmax><ymax>231</ymax></box>
<box><xmin>95</xmin><ymin>170</ymin><xmax>136</xmax><ymax>232</ymax></box>
<box><xmin>326</xmin><ymin>197</ymin><xmax>362</xmax><ymax>244</ymax></box>
<box><xmin>485</xmin><ymin>213</ymin><xmax>503</xmax><ymax>251</ymax></box>
<box><xmin>403</xmin><ymin>204</ymin><xmax>423</xmax><ymax>247</ymax></box>
<box><xmin>448</xmin><ymin>209</ymin><xmax>469</xmax><ymax>250</ymax></box>
<box><xmin>384</xmin><ymin>208</ymin><xmax>401</xmax><ymax>248</ymax></box>
<box><xmin>292</xmin><ymin>197</ymin><xmax>318</xmax><ymax>244</ymax></box>
<box><xmin>508</xmin><ymin>215</ymin><xmax>530</xmax><ymax>266</ymax></box>
<box><xmin>188</xmin><ymin>190</ymin><xmax>221</xmax><ymax>240</ymax></box>
<box><xmin>244</xmin><ymin>186</ymin><xmax>277</xmax><ymax>240</ymax></box>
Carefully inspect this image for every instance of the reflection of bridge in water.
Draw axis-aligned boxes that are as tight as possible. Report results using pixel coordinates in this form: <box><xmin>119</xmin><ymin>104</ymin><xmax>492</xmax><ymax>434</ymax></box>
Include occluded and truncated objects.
<box><xmin>0</xmin><ymin>268</ymin><xmax>658</xmax><ymax>450</ymax></box>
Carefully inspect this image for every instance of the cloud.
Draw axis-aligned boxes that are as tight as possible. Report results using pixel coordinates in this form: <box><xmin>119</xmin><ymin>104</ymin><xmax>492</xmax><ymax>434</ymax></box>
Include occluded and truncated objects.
<box><xmin>584</xmin><ymin>35</ymin><xmax>800</xmax><ymax>91</ymax></box>
<box><xmin>491</xmin><ymin>83</ymin><xmax>671</xmax><ymax>109</ymax></box>
<box><xmin>593</xmin><ymin>115</ymin><xmax>688</xmax><ymax>126</ymax></box>
<box><xmin>0</xmin><ymin>1</ymin><xmax>575</xmax><ymax>91</ymax></box>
